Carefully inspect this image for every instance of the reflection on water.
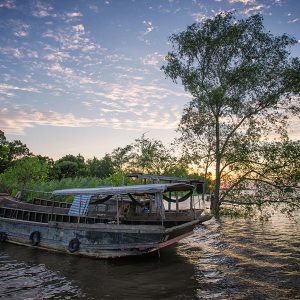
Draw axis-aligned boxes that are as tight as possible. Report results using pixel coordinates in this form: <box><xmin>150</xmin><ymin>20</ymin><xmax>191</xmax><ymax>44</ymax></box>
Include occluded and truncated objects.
<box><xmin>0</xmin><ymin>212</ymin><xmax>299</xmax><ymax>299</ymax></box>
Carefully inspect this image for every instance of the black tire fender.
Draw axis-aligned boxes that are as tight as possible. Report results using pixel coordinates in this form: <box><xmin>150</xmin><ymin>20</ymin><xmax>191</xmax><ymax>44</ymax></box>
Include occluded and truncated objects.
<box><xmin>68</xmin><ymin>238</ymin><xmax>80</xmax><ymax>253</ymax></box>
<box><xmin>30</xmin><ymin>231</ymin><xmax>41</xmax><ymax>246</ymax></box>
<box><xmin>0</xmin><ymin>232</ymin><xmax>7</xmax><ymax>242</ymax></box>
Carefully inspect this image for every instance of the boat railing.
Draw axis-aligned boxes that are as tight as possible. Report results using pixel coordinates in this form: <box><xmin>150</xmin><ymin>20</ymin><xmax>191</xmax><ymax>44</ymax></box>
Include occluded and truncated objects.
<box><xmin>0</xmin><ymin>206</ymin><xmax>113</xmax><ymax>225</ymax></box>
<box><xmin>31</xmin><ymin>197</ymin><xmax>71</xmax><ymax>208</ymax></box>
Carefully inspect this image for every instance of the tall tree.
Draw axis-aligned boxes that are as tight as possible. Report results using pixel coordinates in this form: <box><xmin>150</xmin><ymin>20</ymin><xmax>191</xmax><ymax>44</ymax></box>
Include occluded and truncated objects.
<box><xmin>87</xmin><ymin>154</ymin><xmax>115</xmax><ymax>178</ymax></box>
<box><xmin>110</xmin><ymin>135</ymin><xmax>187</xmax><ymax>176</ymax></box>
<box><xmin>0</xmin><ymin>157</ymin><xmax>48</xmax><ymax>197</ymax></box>
<box><xmin>111</xmin><ymin>144</ymin><xmax>135</xmax><ymax>171</ymax></box>
<box><xmin>0</xmin><ymin>130</ymin><xmax>31</xmax><ymax>173</ymax></box>
<box><xmin>132</xmin><ymin>135</ymin><xmax>175</xmax><ymax>175</ymax></box>
<box><xmin>54</xmin><ymin>154</ymin><xmax>87</xmax><ymax>179</ymax></box>
<box><xmin>162</xmin><ymin>13</ymin><xmax>300</xmax><ymax>213</ymax></box>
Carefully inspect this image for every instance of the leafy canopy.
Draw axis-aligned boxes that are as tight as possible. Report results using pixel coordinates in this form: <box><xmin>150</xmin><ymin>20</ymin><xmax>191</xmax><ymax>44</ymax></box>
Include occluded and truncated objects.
<box><xmin>0</xmin><ymin>156</ymin><xmax>48</xmax><ymax>195</ymax></box>
<box><xmin>162</xmin><ymin>12</ymin><xmax>300</xmax><ymax>212</ymax></box>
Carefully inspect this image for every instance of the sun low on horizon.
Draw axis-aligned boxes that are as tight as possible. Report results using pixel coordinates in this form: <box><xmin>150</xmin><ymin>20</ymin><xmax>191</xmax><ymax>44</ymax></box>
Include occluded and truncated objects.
<box><xmin>1</xmin><ymin>0</ymin><xmax>299</xmax><ymax>160</ymax></box>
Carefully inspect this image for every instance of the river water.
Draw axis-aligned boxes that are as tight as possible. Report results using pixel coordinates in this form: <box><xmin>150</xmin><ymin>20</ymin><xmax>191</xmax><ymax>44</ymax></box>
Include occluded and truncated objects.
<box><xmin>0</xmin><ymin>212</ymin><xmax>299</xmax><ymax>299</ymax></box>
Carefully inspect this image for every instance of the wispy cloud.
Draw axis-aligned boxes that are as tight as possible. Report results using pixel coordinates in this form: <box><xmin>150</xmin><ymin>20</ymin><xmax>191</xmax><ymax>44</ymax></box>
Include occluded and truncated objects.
<box><xmin>143</xmin><ymin>20</ymin><xmax>154</xmax><ymax>34</ymax></box>
<box><xmin>13</xmin><ymin>22</ymin><xmax>30</xmax><ymax>37</ymax></box>
<box><xmin>66</xmin><ymin>11</ymin><xmax>83</xmax><ymax>18</ymax></box>
<box><xmin>191</xmin><ymin>12</ymin><xmax>210</xmax><ymax>22</ymax></box>
<box><xmin>139</xmin><ymin>20</ymin><xmax>156</xmax><ymax>44</ymax></box>
<box><xmin>228</xmin><ymin>0</ymin><xmax>257</xmax><ymax>4</ymax></box>
<box><xmin>0</xmin><ymin>83</ymin><xmax>39</xmax><ymax>97</ymax></box>
<box><xmin>72</xmin><ymin>24</ymin><xmax>85</xmax><ymax>33</ymax></box>
<box><xmin>88</xmin><ymin>4</ymin><xmax>98</xmax><ymax>13</ymax></box>
<box><xmin>32</xmin><ymin>0</ymin><xmax>55</xmax><ymax>18</ymax></box>
<box><xmin>241</xmin><ymin>4</ymin><xmax>270</xmax><ymax>15</ymax></box>
<box><xmin>140</xmin><ymin>52</ymin><xmax>164</xmax><ymax>67</ymax></box>
<box><xmin>0</xmin><ymin>0</ymin><xmax>15</xmax><ymax>9</ymax></box>
<box><xmin>48</xmin><ymin>63</ymin><xmax>73</xmax><ymax>76</ymax></box>
<box><xmin>41</xmin><ymin>23</ymin><xmax>102</xmax><ymax>55</ymax></box>
<box><xmin>0</xmin><ymin>47</ymin><xmax>23</xmax><ymax>58</ymax></box>
<box><xmin>43</xmin><ymin>50</ymin><xmax>71</xmax><ymax>62</ymax></box>
<box><xmin>0</xmin><ymin>103</ymin><xmax>181</xmax><ymax>135</ymax></box>
<box><xmin>288</xmin><ymin>18</ymin><xmax>300</xmax><ymax>23</ymax></box>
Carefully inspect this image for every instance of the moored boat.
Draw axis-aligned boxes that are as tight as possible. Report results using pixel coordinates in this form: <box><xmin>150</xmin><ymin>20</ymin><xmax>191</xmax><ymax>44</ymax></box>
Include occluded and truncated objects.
<box><xmin>0</xmin><ymin>183</ymin><xmax>211</xmax><ymax>258</ymax></box>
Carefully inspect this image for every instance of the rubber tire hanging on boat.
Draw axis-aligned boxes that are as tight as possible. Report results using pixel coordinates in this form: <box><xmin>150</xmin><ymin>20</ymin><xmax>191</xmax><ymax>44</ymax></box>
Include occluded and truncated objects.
<box><xmin>30</xmin><ymin>231</ymin><xmax>41</xmax><ymax>246</ymax></box>
<box><xmin>0</xmin><ymin>232</ymin><xmax>7</xmax><ymax>242</ymax></box>
<box><xmin>68</xmin><ymin>238</ymin><xmax>80</xmax><ymax>253</ymax></box>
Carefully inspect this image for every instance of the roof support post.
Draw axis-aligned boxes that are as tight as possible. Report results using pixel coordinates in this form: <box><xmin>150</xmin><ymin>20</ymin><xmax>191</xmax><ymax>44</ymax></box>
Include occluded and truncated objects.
<box><xmin>116</xmin><ymin>197</ymin><xmax>119</xmax><ymax>225</ymax></box>
<box><xmin>168</xmin><ymin>180</ymin><xmax>171</xmax><ymax>211</ymax></box>
<box><xmin>190</xmin><ymin>193</ymin><xmax>193</xmax><ymax>210</ymax></box>
<box><xmin>155</xmin><ymin>192</ymin><xmax>165</xmax><ymax>223</ymax></box>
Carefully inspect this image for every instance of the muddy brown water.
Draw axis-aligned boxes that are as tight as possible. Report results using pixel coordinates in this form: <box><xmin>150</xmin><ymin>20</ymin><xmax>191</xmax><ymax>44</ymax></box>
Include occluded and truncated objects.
<box><xmin>0</xmin><ymin>212</ymin><xmax>299</xmax><ymax>299</ymax></box>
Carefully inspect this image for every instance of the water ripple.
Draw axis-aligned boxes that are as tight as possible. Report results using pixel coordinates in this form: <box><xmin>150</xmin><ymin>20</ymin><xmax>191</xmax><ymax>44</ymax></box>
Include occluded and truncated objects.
<box><xmin>0</xmin><ymin>211</ymin><xmax>299</xmax><ymax>299</ymax></box>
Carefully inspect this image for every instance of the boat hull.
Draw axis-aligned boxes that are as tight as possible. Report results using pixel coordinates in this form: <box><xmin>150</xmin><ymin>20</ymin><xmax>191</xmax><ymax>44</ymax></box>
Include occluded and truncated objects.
<box><xmin>0</xmin><ymin>217</ymin><xmax>205</xmax><ymax>258</ymax></box>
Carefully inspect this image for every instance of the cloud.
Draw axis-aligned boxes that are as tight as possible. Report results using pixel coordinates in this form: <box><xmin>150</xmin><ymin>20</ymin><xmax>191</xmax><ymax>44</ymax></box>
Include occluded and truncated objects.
<box><xmin>0</xmin><ymin>83</ymin><xmax>39</xmax><ymax>96</ymax></box>
<box><xmin>82</xmin><ymin>44</ymin><xmax>96</xmax><ymax>52</ymax></box>
<box><xmin>142</xmin><ymin>20</ymin><xmax>154</xmax><ymax>34</ymax></box>
<box><xmin>84</xmin><ymin>82</ymin><xmax>190</xmax><ymax>106</ymax></box>
<box><xmin>0</xmin><ymin>0</ymin><xmax>15</xmax><ymax>9</ymax></box>
<box><xmin>228</xmin><ymin>0</ymin><xmax>257</xmax><ymax>4</ymax></box>
<box><xmin>41</xmin><ymin>23</ymin><xmax>101</xmax><ymax>55</ymax></box>
<box><xmin>191</xmin><ymin>12</ymin><xmax>210</xmax><ymax>22</ymax></box>
<box><xmin>0</xmin><ymin>104</ymin><xmax>181</xmax><ymax>135</ymax></box>
<box><xmin>288</xmin><ymin>18</ymin><xmax>300</xmax><ymax>23</ymax></box>
<box><xmin>48</xmin><ymin>63</ymin><xmax>73</xmax><ymax>76</ymax></box>
<box><xmin>14</xmin><ymin>30</ymin><xmax>28</xmax><ymax>37</ymax></box>
<box><xmin>66</xmin><ymin>12</ymin><xmax>83</xmax><ymax>18</ymax></box>
<box><xmin>13</xmin><ymin>23</ymin><xmax>30</xmax><ymax>37</ymax></box>
<box><xmin>32</xmin><ymin>1</ymin><xmax>54</xmax><ymax>18</ymax></box>
<box><xmin>0</xmin><ymin>108</ymin><xmax>89</xmax><ymax>134</ymax></box>
<box><xmin>140</xmin><ymin>52</ymin><xmax>164</xmax><ymax>66</ymax></box>
<box><xmin>240</xmin><ymin>4</ymin><xmax>270</xmax><ymax>15</ymax></box>
<box><xmin>72</xmin><ymin>24</ymin><xmax>85</xmax><ymax>33</ymax></box>
<box><xmin>139</xmin><ymin>20</ymin><xmax>156</xmax><ymax>44</ymax></box>
<box><xmin>88</xmin><ymin>4</ymin><xmax>98</xmax><ymax>13</ymax></box>
<box><xmin>0</xmin><ymin>47</ymin><xmax>23</xmax><ymax>58</ymax></box>
<box><xmin>43</xmin><ymin>51</ymin><xmax>71</xmax><ymax>61</ymax></box>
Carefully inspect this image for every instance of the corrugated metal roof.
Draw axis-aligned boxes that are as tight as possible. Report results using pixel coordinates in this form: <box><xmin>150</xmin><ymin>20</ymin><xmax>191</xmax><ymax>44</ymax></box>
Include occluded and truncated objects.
<box><xmin>52</xmin><ymin>183</ymin><xmax>194</xmax><ymax>196</ymax></box>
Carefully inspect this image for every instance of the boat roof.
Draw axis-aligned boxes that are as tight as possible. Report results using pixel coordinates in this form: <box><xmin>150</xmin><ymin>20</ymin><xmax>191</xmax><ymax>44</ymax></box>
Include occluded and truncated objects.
<box><xmin>126</xmin><ymin>172</ymin><xmax>205</xmax><ymax>184</ymax></box>
<box><xmin>52</xmin><ymin>183</ymin><xmax>194</xmax><ymax>196</ymax></box>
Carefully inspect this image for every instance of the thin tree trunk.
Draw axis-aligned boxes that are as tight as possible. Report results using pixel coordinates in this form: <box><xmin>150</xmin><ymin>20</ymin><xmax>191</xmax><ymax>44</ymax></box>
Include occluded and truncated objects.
<box><xmin>211</xmin><ymin>115</ymin><xmax>221</xmax><ymax>214</ymax></box>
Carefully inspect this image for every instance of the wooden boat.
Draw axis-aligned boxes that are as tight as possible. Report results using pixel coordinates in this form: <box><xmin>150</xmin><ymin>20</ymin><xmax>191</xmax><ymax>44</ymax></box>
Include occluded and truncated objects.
<box><xmin>0</xmin><ymin>183</ymin><xmax>211</xmax><ymax>258</ymax></box>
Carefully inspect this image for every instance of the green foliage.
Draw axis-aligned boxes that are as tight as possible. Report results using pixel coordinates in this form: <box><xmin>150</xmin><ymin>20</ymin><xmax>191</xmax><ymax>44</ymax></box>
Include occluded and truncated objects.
<box><xmin>162</xmin><ymin>12</ymin><xmax>300</xmax><ymax>213</ymax></box>
<box><xmin>54</xmin><ymin>154</ymin><xmax>87</xmax><ymax>179</ymax></box>
<box><xmin>32</xmin><ymin>176</ymin><xmax>102</xmax><ymax>191</ymax></box>
<box><xmin>0</xmin><ymin>156</ymin><xmax>48</xmax><ymax>195</ymax></box>
<box><xmin>21</xmin><ymin>177</ymin><xmax>103</xmax><ymax>202</ymax></box>
<box><xmin>104</xmin><ymin>171</ymin><xmax>130</xmax><ymax>186</ymax></box>
<box><xmin>132</xmin><ymin>135</ymin><xmax>175</xmax><ymax>174</ymax></box>
<box><xmin>87</xmin><ymin>154</ymin><xmax>114</xmax><ymax>178</ymax></box>
<box><xmin>0</xmin><ymin>144</ymin><xmax>10</xmax><ymax>174</ymax></box>
<box><xmin>111</xmin><ymin>134</ymin><xmax>184</xmax><ymax>175</ymax></box>
<box><xmin>22</xmin><ymin>173</ymin><xmax>134</xmax><ymax>202</ymax></box>
<box><xmin>221</xmin><ymin>140</ymin><xmax>300</xmax><ymax>216</ymax></box>
<box><xmin>0</xmin><ymin>130</ymin><xmax>31</xmax><ymax>173</ymax></box>
<box><xmin>111</xmin><ymin>144</ymin><xmax>135</xmax><ymax>171</ymax></box>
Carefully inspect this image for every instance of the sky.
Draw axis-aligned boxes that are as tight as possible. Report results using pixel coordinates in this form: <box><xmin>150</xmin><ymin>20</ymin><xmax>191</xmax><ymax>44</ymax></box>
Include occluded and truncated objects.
<box><xmin>0</xmin><ymin>0</ymin><xmax>299</xmax><ymax>160</ymax></box>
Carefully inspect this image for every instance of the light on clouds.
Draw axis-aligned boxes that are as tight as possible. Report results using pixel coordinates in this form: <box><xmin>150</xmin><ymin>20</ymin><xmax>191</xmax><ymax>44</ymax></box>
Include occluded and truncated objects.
<box><xmin>0</xmin><ymin>0</ymin><xmax>299</xmax><ymax>158</ymax></box>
